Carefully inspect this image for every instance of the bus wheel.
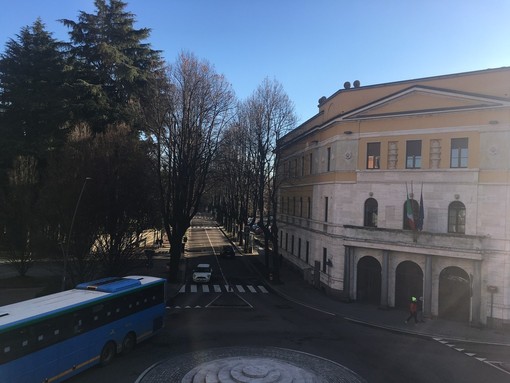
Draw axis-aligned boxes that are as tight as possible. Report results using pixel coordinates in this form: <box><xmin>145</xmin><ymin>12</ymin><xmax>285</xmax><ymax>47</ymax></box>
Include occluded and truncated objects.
<box><xmin>100</xmin><ymin>341</ymin><xmax>116</xmax><ymax>366</ymax></box>
<box><xmin>122</xmin><ymin>332</ymin><xmax>136</xmax><ymax>355</ymax></box>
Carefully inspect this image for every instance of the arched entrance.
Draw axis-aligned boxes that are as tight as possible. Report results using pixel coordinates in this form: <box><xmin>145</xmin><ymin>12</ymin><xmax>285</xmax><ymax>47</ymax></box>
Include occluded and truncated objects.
<box><xmin>438</xmin><ymin>266</ymin><xmax>470</xmax><ymax>322</ymax></box>
<box><xmin>395</xmin><ymin>261</ymin><xmax>423</xmax><ymax>309</ymax></box>
<box><xmin>356</xmin><ymin>256</ymin><xmax>381</xmax><ymax>304</ymax></box>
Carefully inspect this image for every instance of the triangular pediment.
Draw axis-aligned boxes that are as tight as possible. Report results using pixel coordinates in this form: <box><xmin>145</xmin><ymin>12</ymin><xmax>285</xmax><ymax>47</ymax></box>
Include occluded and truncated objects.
<box><xmin>343</xmin><ymin>86</ymin><xmax>509</xmax><ymax>120</ymax></box>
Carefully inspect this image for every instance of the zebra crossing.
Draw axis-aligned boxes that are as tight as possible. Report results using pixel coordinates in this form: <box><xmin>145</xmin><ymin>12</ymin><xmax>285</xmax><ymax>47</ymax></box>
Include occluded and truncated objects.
<box><xmin>189</xmin><ymin>225</ymin><xmax>218</xmax><ymax>229</ymax></box>
<box><xmin>178</xmin><ymin>283</ymin><xmax>269</xmax><ymax>294</ymax></box>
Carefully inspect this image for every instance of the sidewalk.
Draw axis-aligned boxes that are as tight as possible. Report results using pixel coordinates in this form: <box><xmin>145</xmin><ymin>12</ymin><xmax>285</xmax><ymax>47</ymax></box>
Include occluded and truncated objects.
<box><xmin>243</xmin><ymin>253</ymin><xmax>510</xmax><ymax>346</ymax></box>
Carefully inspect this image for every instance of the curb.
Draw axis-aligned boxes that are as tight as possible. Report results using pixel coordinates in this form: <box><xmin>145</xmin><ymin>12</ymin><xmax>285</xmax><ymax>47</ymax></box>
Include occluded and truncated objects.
<box><xmin>345</xmin><ymin>316</ymin><xmax>510</xmax><ymax>347</ymax></box>
<box><xmin>240</xmin><ymin>254</ymin><xmax>337</xmax><ymax>317</ymax></box>
<box><xmin>344</xmin><ymin>317</ymin><xmax>434</xmax><ymax>340</ymax></box>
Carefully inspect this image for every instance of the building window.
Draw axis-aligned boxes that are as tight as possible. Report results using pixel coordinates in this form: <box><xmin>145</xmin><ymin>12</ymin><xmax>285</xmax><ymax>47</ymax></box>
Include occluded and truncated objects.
<box><xmin>307</xmin><ymin>197</ymin><xmax>311</xmax><ymax>219</ymax></box>
<box><xmin>301</xmin><ymin>156</ymin><xmax>305</xmax><ymax>176</ymax></box>
<box><xmin>322</xmin><ymin>248</ymin><xmax>327</xmax><ymax>273</ymax></box>
<box><xmin>406</xmin><ymin>140</ymin><xmax>422</xmax><ymax>169</ymax></box>
<box><xmin>294</xmin><ymin>158</ymin><xmax>298</xmax><ymax>177</ymax></box>
<box><xmin>280</xmin><ymin>230</ymin><xmax>283</xmax><ymax>247</ymax></box>
<box><xmin>327</xmin><ymin>147</ymin><xmax>332</xmax><ymax>171</ymax></box>
<box><xmin>451</xmin><ymin>138</ymin><xmax>468</xmax><ymax>168</ymax></box>
<box><xmin>309</xmin><ymin>153</ymin><xmax>313</xmax><ymax>174</ymax></box>
<box><xmin>364</xmin><ymin>198</ymin><xmax>378</xmax><ymax>227</ymax></box>
<box><xmin>367</xmin><ymin>142</ymin><xmax>380</xmax><ymax>169</ymax></box>
<box><xmin>300</xmin><ymin>197</ymin><xmax>303</xmax><ymax>217</ymax></box>
<box><xmin>293</xmin><ymin>197</ymin><xmax>296</xmax><ymax>215</ymax></box>
<box><xmin>403</xmin><ymin>199</ymin><xmax>419</xmax><ymax>230</ymax></box>
<box><xmin>291</xmin><ymin>235</ymin><xmax>295</xmax><ymax>254</ymax></box>
<box><xmin>305</xmin><ymin>241</ymin><xmax>309</xmax><ymax>263</ymax></box>
<box><xmin>324</xmin><ymin>197</ymin><xmax>329</xmax><ymax>222</ymax></box>
<box><xmin>285</xmin><ymin>232</ymin><xmax>288</xmax><ymax>250</ymax></box>
<box><xmin>298</xmin><ymin>238</ymin><xmax>302</xmax><ymax>258</ymax></box>
<box><xmin>448</xmin><ymin>201</ymin><xmax>466</xmax><ymax>234</ymax></box>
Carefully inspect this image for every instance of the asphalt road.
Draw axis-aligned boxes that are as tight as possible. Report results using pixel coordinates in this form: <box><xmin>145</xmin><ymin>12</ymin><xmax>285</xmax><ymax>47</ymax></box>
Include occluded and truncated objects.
<box><xmin>66</xmin><ymin>217</ymin><xmax>510</xmax><ymax>383</ymax></box>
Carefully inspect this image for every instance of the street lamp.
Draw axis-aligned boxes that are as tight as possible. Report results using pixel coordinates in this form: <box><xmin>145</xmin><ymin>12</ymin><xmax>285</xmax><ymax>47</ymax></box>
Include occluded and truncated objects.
<box><xmin>61</xmin><ymin>177</ymin><xmax>92</xmax><ymax>291</ymax></box>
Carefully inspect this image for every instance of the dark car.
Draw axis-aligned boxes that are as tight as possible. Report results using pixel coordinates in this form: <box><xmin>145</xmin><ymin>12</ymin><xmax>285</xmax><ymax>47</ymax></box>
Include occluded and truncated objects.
<box><xmin>220</xmin><ymin>245</ymin><xmax>235</xmax><ymax>258</ymax></box>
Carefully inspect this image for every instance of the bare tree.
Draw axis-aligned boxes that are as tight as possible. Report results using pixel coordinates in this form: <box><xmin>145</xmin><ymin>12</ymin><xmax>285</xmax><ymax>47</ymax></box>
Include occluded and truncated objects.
<box><xmin>242</xmin><ymin>78</ymin><xmax>296</xmax><ymax>281</ymax></box>
<box><xmin>88</xmin><ymin>124</ymin><xmax>158</xmax><ymax>277</ymax></box>
<box><xmin>0</xmin><ymin>155</ymin><xmax>39</xmax><ymax>276</ymax></box>
<box><xmin>39</xmin><ymin>123</ymin><xmax>158</xmax><ymax>285</ymax></box>
<box><xmin>145</xmin><ymin>52</ymin><xmax>235</xmax><ymax>281</ymax></box>
<box><xmin>214</xmin><ymin>120</ymin><xmax>256</xmax><ymax>245</ymax></box>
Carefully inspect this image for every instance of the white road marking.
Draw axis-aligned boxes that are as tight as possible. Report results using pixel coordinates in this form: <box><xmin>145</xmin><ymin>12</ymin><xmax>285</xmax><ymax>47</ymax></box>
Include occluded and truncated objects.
<box><xmin>190</xmin><ymin>284</ymin><xmax>197</xmax><ymax>293</ymax></box>
<box><xmin>433</xmin><ymin>337</ymin><xmax>510</xmax><ymax>376</ymax></box>
<box><xmin>247</xmin><ymin>285</ymin><xmax>257</xmax><ymax>293</ymax></box>
<box><xmin>258</xmin><ymin>285</ymin><xmax>269</xmax><ymax>293</ymax></box>
<box><xmin>202</xmin><ymin>285</ymin><xmax>210</xmax><ymax>293</ymax></box>
<box><xmin>236</xmin><ymin>285</ymin><xmax>245</xmax><ymax>293</ymax></box>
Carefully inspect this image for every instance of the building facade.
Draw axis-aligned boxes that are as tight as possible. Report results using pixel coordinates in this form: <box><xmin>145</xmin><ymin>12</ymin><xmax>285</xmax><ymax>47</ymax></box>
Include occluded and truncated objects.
<box><xmin>276</xmin><ymin>67</ymin><xmax>510</xmax><ymax>327</ymax></box>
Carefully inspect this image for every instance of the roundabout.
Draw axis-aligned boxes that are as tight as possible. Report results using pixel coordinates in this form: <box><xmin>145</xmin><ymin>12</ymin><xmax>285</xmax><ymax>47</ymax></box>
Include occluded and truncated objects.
<box><xmin>135</xmin><ymin>346</ymin><xmax>366</xmax><ymax>383</ymax></box>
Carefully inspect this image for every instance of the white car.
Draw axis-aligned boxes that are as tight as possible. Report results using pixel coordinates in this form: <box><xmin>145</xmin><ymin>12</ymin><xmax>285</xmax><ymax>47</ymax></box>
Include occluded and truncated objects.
<box><xmin>192</xmin><ymin>263</ymin><xmax>212</xmax><ymax>283</ymax></box>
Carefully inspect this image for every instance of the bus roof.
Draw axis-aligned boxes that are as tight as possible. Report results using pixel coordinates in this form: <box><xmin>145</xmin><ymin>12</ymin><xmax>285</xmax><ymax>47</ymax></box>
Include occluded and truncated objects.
<box><xmin>0</xmin><ymin>275</ymin><xmax>165</xmax><ymax>330</ymax></box>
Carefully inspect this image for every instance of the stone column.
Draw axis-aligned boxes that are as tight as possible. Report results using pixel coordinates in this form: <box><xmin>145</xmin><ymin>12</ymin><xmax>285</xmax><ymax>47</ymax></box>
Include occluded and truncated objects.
<box><xmin>343</xmin><ymin>246</ymin><xmax>353</xmax><ymax>301</ymax></box>
<box><xmin>381</xmin><ymin>250</ymin><xmax>390</xmax><ymax>307</ymax></box>
<box><xmin>471</xmin><ymin>260</ymin><xmax>482</xmax><ymax>326</ymax></box>
<box><xmin>424</xmin><ymin>255</ymin><xmax>433</xmax><ymax>318</ymax></box>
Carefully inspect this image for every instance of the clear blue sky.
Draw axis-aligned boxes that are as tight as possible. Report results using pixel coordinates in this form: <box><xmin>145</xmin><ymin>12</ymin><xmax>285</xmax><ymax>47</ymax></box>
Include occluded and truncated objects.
<box><xmin>1</xmin><ymin>0</ymin><xmax>509</xmax><ymax>124</ymax></box>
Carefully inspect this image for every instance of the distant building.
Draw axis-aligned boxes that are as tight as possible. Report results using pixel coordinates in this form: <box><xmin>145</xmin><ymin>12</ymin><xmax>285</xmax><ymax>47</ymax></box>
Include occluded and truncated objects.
<box><xmin>276</xmin><ymin>67</ymin><xmax>510</xmax><ymax>327</ymax></box>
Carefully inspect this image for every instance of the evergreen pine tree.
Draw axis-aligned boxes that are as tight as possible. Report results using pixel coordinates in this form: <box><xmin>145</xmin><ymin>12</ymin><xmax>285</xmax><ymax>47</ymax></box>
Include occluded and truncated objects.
<box><xmin>61</xmin><ymin>0</ymin><xmax>163</xmax><ymax>132</ymax></box>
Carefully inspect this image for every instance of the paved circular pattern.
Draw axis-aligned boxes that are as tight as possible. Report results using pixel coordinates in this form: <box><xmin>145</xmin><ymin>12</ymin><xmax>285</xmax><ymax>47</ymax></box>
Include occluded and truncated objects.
<box><xmin>136</xmin><ymin>346</ymin><xmax>366</xmax><ymax>383</ymax></box>
<box><xmin>182</xmin><ymin>357</ymin><xmax>316</xmax><ymax>382</ymax></box>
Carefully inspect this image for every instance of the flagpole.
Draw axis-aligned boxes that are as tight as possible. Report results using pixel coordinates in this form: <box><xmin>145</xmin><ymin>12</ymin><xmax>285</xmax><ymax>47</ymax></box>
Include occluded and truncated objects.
<box><xmin>418</xmin><ymin>183</ymin><xmax>424</xmax><ymax>231</ymax></box>
<box><xmin>405</xmin><ymin>182</ymin><xmax>415</xmax><ymax>231</ymax></box>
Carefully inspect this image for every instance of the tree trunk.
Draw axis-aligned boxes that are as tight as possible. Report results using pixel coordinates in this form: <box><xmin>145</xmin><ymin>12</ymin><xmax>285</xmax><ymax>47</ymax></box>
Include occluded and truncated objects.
<box><xmin>168</xmin><ymin>232</ymin><xmax>183</xmax><ymax>282</ymax></box>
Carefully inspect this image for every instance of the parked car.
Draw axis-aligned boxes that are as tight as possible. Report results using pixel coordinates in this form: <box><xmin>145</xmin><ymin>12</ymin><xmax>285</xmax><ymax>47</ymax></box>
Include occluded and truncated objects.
<box><xmin>220</xmin><ymin>245</ymin><xmax>235</xmax><ymax>258</ymax></box>
<box><xmin>192</xmin><ymin>263</ymin><xmax>212</xmax><ymax>283</ymax></box>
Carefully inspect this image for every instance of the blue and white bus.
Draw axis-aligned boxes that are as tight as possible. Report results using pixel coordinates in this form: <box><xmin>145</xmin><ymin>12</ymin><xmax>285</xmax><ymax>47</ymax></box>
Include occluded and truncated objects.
<box><xmin>0</xmin><ymin>275</ymin><xmax>166</xmax><ymax>383</ymax></box>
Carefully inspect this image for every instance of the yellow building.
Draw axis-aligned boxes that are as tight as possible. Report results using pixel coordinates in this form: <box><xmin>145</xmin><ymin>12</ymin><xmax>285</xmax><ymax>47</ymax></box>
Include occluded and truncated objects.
<box><xmin>276</xmin><ymin>67</ymin><xmax>510</xmax><ymax>327</ymax></box>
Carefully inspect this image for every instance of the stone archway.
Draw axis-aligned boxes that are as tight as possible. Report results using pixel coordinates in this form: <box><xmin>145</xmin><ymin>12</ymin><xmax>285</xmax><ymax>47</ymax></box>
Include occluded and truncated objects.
<box><xmin>356</xmin><ymin>256</ymin><xmax>381</xmax><ymax>304</ymax></box>
<box><xmin>395</xmin><ymin>261</ymin><xmax>423</xmax><ymax>309</ymax></box>
<box><xmin>439</xmin><ymin>266</ymin><xmax>470</xmax><ymax>322</ymax></box>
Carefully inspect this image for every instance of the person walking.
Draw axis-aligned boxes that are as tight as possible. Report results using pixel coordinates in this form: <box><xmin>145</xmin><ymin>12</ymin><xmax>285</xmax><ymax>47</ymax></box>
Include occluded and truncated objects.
<box><xmin>405</xmin><ymin>296</ymin><xmax>419</xmax><ymax>324</ymax></box>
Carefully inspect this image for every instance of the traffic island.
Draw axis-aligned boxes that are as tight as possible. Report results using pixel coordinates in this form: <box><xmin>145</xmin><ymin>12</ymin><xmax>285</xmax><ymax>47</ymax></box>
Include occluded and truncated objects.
<box><xmin>135</xmin><ymin>346</ymin><xmax>366</xmax><ymax>382</ymax></box>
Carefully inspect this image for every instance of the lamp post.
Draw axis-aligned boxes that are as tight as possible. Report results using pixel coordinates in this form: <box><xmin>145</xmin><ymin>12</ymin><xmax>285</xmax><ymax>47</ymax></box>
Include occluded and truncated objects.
<box><xmin>61</xmin><ymin>177</ymin><xmax>91</xmax><ymax>291</ymax></box>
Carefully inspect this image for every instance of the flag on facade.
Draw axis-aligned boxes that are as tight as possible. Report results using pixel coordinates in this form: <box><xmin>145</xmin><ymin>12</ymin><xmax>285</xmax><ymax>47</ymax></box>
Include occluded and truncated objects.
<box><xmin>405</xmin><ymin>183</ymin><xmax>415</xmax><ymax>230</ymax></box>
<box><xmin>416</xmin><ymin>184</ymin><xmax>424</xmax><ymax>231</ymax></box>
